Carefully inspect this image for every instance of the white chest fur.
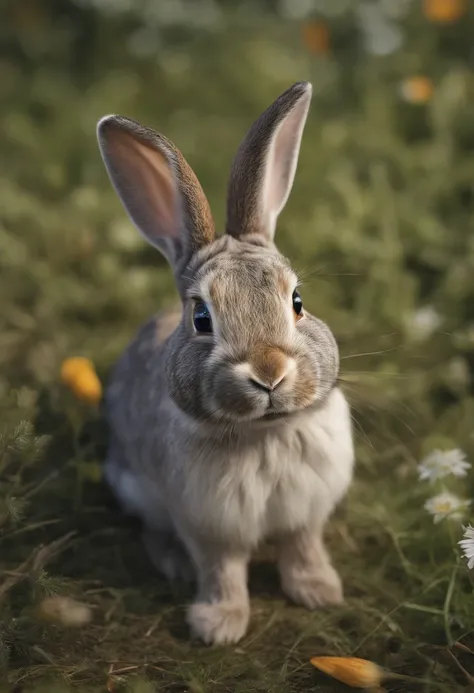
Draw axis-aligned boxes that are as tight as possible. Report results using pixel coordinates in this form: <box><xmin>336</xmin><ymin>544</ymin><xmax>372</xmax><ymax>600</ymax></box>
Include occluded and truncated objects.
<box><xmin>181</xmin><ymin>387</ymin><xmax>354</xmax><ymax>547</ymax></box>
<box><xmin>108</xmin><ymin>388</ymin><xmax>354</xmax><ymax>548</ymax></box>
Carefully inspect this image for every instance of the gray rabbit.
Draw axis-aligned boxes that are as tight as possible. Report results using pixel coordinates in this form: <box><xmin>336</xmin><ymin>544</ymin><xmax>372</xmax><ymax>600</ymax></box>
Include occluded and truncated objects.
<box><xmin>97</xmin><ymin>82</ymin><xmax>354</xmax><ymax>645</ymax></box>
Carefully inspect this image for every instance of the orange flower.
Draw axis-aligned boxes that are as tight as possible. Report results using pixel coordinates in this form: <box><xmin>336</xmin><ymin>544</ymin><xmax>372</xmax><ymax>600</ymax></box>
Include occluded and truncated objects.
<box><xmin>301</xmin><ymin>20</ymin><xmax>330</xmax><ymax>55</ymax></box>
<box><xmin>400</xmin><ymin>76</ymin><xmax>434</xmax><ymax>104</ymax></box>
<box><xmin>422</xmin><ymin>0</ymin><xmax>466</xmax><ymax>24</ymax></box>
<box><xmin>60</xmin><ymin>357</ymin><xmax>102</xmax><ymax>405</ymax></box>
<box><xmin>310</xmin><ymin>656</ymin><xmax>383</xmax><ymax>688</ymax></box>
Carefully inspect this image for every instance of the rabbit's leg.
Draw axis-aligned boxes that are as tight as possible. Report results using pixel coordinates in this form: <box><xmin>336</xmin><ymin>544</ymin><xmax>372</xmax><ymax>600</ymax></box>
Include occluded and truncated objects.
<box><xmin>143</xmin><ymin>529</ymin><xmax>194</xmax><ymax>583</ymax></box>
<box><xmin>183</xmin><ymin>538</ymin><xmax>250</xmax><ymax>645</ymax></box>
<box><xmin>277</xmin><ymin>528</ymin><xmax>343</xmax><ymax>609</ymax></box>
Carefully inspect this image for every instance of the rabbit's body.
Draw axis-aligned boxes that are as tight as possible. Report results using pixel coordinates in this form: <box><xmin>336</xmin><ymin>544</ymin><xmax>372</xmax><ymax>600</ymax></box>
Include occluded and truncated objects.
<box><xmin>105</xmin><ymin>317</ymin><xmax>352</xmax><ymax>546</ymax></box>
<box><xmin>97</xmin><ymin>82</ymin><xmax>354</xmax><ymax>645</ymax></box>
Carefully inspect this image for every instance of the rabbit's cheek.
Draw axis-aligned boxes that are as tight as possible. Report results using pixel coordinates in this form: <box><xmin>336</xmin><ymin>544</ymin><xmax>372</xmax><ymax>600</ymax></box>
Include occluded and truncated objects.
<box><xmin>286</xmin><ymin>350</ymin><xmax>324</xmax><ymax>409</ymax></box>
<box><xmin>292</xmin><ymin>367</ymin><xmax>319</xmax><ymax>408</ymax></box>
<box><xmin>166</xmin><ymin>337</ymin><xmax>215</xmax><ymax>419</ymax></box>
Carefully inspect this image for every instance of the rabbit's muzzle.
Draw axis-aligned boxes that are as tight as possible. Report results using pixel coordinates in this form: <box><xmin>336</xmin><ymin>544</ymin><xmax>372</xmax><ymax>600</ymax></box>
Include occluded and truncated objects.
<box><xmin>205</xmin><ymin>344</ymin><xmax>318</xmax><ymax>422</ymax></box>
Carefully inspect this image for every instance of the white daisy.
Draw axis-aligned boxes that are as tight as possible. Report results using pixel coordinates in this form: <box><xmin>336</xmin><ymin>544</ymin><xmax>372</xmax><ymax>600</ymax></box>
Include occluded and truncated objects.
<box><xmin>424</xmin><ymin>492</ymin><xmax>470</xmax><ymax>524</ymax></box>
<box><xmin>418</xmin><ymin>448</ymin><xmax>471</xmax><ymax>483</ymax></box>
<box><xmin>459</xmin><ymin>525</ymin><xmax>474</xmax><ymax>569</ymax></box>
<box><xmin>407</xmin><ymin>306</ymin><xmax>442</xmax><ymax>340</ymax></box>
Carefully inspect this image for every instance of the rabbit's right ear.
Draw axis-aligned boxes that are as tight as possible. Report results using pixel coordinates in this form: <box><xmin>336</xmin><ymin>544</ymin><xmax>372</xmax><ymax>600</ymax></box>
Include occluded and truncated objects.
<box><xmin>97</xmin><ymin>116</ymin><xmax>215</xmax><ymax>270</ymax></box>
<box><xmin>226</xmin><ymin>82</ymin><xmax>312</xmax><ymax>243</ymax></box>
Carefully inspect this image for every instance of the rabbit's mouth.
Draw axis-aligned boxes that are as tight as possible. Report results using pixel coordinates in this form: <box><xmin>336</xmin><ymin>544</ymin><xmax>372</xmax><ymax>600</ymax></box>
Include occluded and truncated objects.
<box><xmin>260</xmin><ymin>407</ymin><xmax>291</xmax><ymax>421</ymax></box>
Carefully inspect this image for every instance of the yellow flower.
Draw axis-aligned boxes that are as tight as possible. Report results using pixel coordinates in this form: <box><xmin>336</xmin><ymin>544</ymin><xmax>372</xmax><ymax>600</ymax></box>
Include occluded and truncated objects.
<box><xmin>400</xmin><ymin>76</ymin><xmax>434</xmax><ymax>104</ymax></box>
<box><xmin>60</xmin><ymin>357</ymin><xmax>102</xmax><ymax>405</ymax></box>
<box><xmin>422</xmin><ymin>0</ymin><xmax>466</xmax><ymax>24</ymax></box>
<box><xmin>310</xmin><ymin>656</ymin><xmax>383</xmax><ymax>688</ymax></box>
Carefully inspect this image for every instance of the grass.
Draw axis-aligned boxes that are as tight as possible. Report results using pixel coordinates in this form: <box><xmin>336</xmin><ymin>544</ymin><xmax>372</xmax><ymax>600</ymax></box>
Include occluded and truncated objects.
<box><xmin>1</xmin><ymin>1</ymin><xmax>474</xmax><ymax>691</ymax></box>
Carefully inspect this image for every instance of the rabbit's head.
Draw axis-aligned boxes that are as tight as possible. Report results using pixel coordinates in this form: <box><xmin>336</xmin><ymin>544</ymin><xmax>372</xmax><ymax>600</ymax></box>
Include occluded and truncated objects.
<box><xmin>97</xmin><ymin>82</ymin><xmax>339</xmax><ymax>423</ymax></box>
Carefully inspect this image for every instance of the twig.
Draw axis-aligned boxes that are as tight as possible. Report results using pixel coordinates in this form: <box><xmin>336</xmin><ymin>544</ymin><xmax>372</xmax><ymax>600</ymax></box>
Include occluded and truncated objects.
<box><xmin>0</xmin><ymin>531</ymin><xmax>76</xmax><ymax>602</ymax></box>
<box><xmin>454</xmin><ymin>641</ymin><xmax>474</xmax><ymax>656</ymax></box>
<box><xmin>23</xmin><ymin>469</ymin><xmax>61</xmax><ymax>499</ymax></box>
<box><xmin>0</xmin><ymin>557</ymin><xmax>33</xmax><ymax>600</ymax></box>
<box><xmin>445</xmin><ymin>648</ymin><xmax>474</xmax><ymax>685</ymax></box>
<box><xmin>109</xmin><ymin>665</ymin><xmax>139</xmax><ymax>675</ymax></box>
<box><xmin>145</xmin><ymin>615</ymin><xmax>163</xmax><ymax>637</ymax></box>
<box><xmin>0</xmin><ymin>519</ymin><xmax>61</xmax><ymax>543</ymax></box>
<box><xmin>31</xmin><ymin>531</ymin><xmax>76</xmax><ymax>572</ymax></box>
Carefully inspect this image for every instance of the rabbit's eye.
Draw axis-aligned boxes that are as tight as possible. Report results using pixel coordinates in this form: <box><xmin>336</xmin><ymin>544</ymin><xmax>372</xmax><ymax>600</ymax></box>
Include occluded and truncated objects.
<box><xmin>292</xmin><ymin>290</ymin><xmax>303</xmax><ymax>318</ymax></box>
<box><xmin>193</xmin><ymin>301</ymin><xmax>213</xmax><ymax>333</ymax></box>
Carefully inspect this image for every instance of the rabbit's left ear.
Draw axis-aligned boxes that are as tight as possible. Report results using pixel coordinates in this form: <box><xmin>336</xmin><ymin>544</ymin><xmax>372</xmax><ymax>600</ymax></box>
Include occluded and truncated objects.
<box><xmin>226</xmin><ymin>82</ymin><xmax>312</xmax><ymax>243</ymax></box>
<box><xmin>97</xmin><ymin>115</ymin><xmax>215</xmax><ymax>272</ymax></box>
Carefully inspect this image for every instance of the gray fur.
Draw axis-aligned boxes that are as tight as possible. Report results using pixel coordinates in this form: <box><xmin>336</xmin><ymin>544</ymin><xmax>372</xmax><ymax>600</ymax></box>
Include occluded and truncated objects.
<box><xmin>97</xmin><ymin>82</ymin><xmax>354</xmax><ymax>645</ymax></box>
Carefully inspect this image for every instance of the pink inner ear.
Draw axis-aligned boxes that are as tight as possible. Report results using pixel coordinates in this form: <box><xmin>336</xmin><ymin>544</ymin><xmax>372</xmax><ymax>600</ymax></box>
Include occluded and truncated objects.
<box><xmin>266</xmin><ymin>103</ymin><xmax>308</xmax><ymax>218</ymax></box>
<box><xmin>107</xmin><ymin>129</ymin><xmax>179</xmax><ymax>241</ymax></box>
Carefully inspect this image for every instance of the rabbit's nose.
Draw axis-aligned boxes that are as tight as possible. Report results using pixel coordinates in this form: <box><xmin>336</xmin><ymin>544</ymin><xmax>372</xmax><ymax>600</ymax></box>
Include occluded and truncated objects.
<box><xmin>249</xmin><ymin>372</ymin><xmax>286</xmax><ymax>393</ymax></box>
<box><xmin>247</xmin><ymin>347</ymin><xmax>295</xmax><ymax>392</ymax></box>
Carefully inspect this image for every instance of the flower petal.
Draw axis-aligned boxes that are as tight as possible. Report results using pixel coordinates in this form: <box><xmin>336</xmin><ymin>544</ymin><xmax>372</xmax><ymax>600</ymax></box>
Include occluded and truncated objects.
<box><xmin>310</xmin><ymin>656</ymin><xmax>383</xmax><ymax>688</ymax></box>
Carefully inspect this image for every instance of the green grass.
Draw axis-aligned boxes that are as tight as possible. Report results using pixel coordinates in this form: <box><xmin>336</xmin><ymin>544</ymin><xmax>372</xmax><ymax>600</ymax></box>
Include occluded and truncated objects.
<box><xmin>1</xmin><ymin>1</ymin><xmax>474</xmax><ymax>691</ymax></box>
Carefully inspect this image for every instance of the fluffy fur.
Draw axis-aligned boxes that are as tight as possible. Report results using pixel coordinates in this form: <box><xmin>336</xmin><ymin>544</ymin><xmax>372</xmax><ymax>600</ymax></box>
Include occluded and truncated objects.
<box><xmin>97</xmin><ymin>82</ymin><xmax>354</xmax><ymax>645</ymax></box>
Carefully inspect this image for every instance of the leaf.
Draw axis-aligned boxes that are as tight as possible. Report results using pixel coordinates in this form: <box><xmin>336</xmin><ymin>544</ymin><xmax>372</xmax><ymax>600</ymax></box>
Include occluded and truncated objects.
<box><xmin>0</xmin><ymin>420</ymin><xmax>33</xmax><ymax>455</ymax></box>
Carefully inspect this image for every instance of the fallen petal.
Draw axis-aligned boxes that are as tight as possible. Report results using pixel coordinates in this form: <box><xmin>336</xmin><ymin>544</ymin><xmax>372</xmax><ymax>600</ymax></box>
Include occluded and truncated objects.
<box><xmin>37</xmin><ymin>596</ymin><xmax>92</xmax><ymax>627</ymax></box>
<box><xmin>310</xmin><ymin>656</ymin><xmax>383</xmax><ymax>688</ymax></box>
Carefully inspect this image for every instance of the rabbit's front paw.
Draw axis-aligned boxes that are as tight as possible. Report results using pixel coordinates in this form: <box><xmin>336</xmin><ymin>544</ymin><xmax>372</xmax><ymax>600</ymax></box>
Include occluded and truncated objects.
<box><xmin>282</xmin><ymin>565</ymin><xmax>343</xmax><ymax>610</ymax></box>
<box><xmin>187</xmin><ymin>601</ymin><xmax>250</xmax><ymax>645</ymax></box>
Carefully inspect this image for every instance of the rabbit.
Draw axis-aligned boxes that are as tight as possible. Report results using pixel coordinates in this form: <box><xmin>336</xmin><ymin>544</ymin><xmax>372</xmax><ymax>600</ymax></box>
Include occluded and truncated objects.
<box><xmin>96</xmin><ymin>81</ymin><xmax>354</xmax><ymax>646</ymax></box>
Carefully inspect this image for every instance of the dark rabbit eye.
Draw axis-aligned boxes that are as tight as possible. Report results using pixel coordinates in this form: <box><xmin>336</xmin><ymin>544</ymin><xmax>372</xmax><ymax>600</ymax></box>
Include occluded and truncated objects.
<box><xmin>193</xmin><ymin>301</ymin><xmax>212</xmax><ymax>333</ymax></box>
<box><xmin>292</xmin><ymin>290</ymin><xmax>303</xmax><ymax>317</ymax></box>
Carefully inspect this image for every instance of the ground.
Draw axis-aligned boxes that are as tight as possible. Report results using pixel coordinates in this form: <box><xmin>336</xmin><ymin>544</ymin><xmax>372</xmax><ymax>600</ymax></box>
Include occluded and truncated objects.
<box><xmin>1</xmin><ymin>1</ymin><xmax>474</xmax><ymax>691</ymax></box>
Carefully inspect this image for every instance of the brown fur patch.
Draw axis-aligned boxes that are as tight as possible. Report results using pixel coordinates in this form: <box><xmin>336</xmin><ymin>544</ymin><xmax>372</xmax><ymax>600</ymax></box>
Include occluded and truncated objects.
<box><xmin>250</xmin><ymin>346</ymin><xmax>288</xmax><ymax>387</ymax></box>
<box><xmin>171</xmin><ymin>140</ymin><xmax>215</xmax><ymax>253</ymax></box>
<box><xmin>208</xmin><ymin>278</ymin><xmax>226</xmax><ymax>311</ymax></box>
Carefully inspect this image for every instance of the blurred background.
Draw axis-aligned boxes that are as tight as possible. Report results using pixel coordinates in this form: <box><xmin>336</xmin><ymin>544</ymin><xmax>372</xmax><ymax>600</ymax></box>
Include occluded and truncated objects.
<box><xmin>2</xmin><ymin>0</ymin><xmax>474</xmax><ymax>438</ymax></box>
<box><xmin>2</xmin><ymin>1</ymin><xmax>474</xmax><ymax>691</ymax></box>
<box><xmin>2</xmin><ymin>0</ymin><xmax>474</xmax><ymax>417</ymax></box>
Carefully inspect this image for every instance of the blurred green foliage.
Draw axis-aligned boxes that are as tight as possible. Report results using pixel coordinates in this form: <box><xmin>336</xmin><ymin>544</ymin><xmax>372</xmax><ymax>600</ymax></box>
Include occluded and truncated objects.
<box><xmin>1</xmin><ymin>0</ymin><xmax>474</xmax><ymax>691</ymax></box>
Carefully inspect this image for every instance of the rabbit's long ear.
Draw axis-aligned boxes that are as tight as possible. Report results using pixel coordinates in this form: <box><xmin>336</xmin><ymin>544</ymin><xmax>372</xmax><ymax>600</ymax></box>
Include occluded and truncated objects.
<box><xmin>97</xmin><ymin>115</ymin><xmax>215</xmax><ymax>270</ymax></box>
<box><xmin>226</xmin><ymin>82</ymin><xmax>312</xmax><ymax>243</ymax></box>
